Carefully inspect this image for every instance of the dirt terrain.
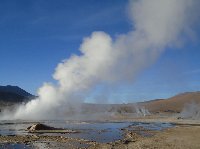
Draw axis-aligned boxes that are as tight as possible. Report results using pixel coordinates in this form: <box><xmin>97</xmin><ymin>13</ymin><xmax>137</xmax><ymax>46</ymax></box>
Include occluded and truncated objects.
<box><xmin>91</xmin><ymin>125</ymin><xmax>200</xmax><ymax>149</ymax></box>
<box><xmin>0</xmin><ymin>117</ymin><xmax>200</xmax><ymax>149</ymax></box>
<box><xmin>89</xmin><ymin>118</ymin><xmax>200</xmax><ymax>149</ymax></box>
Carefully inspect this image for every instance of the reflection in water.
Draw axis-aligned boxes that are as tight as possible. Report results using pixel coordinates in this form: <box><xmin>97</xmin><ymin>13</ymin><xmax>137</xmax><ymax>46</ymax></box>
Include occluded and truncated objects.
<box><xmin>0</xmin><ymin>120</ymin><xmax>174</xmax><ymax>143</ymax></box>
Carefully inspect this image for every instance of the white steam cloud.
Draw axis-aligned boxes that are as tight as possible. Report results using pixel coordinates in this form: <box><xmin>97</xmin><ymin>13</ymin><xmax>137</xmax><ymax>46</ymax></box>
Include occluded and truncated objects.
<box><xmin>180</xmin><ymin>102</ymin><xmax>200</xmax><ymax>119</ymax></box>
<box><xmin>2</xmin><ymin>0</ymin><xmax>199</xmax><ymax>119</ymax></box>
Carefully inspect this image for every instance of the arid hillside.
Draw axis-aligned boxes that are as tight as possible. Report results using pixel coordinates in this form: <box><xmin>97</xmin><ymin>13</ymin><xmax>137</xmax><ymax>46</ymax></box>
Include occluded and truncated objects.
<box><xmin>140</xmin><ymin>91</ymin><xmax>200</xmax><ymax>113</ymax></box>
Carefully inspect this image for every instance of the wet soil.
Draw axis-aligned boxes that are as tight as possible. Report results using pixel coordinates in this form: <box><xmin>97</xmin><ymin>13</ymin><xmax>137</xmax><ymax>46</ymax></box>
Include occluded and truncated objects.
<box><xmin>1</xmin><ymin>117</ymin><xmax>199</xmax><ymax>149</ymax></box>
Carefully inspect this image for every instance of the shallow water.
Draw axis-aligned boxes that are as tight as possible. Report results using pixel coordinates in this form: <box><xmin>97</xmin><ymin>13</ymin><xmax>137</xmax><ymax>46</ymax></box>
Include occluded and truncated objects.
<box><xmin>0</xmin><ymin>120</ymin><xmax>132</xmax><ymax>143</ymax></box>
<box><xmin>0</xmin><ymin>143</ymin><xmax>34</xmax><ymax>149</ymax></box>
<box><xmin>126</xmin><ymin>122</ymin><xmax>174</xmax><ymax>137</ymax></box>
<box><xmin>0</xmin><ymin>120</ymin><xmax>174</xmax><ymax>143</ymax></box>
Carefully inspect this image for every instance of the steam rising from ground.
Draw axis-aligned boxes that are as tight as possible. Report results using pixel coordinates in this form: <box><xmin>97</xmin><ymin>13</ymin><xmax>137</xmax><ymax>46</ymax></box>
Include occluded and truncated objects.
<box><xmin>2</xmin><ymin>0</ymin><xmax>199</xmax><ymax>120</ymax></box>
<box><xmin>180</xmin><ymin>102</ymin><xmax>200</xmax><ymax>119</ymax></box>
<box><xmin>135</xmin><ymin>106</ymin><xmax>150</xmax><ymax>117</ymax></box>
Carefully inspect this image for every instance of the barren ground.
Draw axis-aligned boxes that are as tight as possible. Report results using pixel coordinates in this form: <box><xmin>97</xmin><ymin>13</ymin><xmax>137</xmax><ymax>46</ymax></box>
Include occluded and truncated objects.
<box><xmin>89</xmin><ymin>115</ymin><xmax>200</xmax><ymax>149</ymax></box>
<box><xmin>0</xmin><ymin>115</ymin><xmax>200</xmax><ymax>149</ymax></box>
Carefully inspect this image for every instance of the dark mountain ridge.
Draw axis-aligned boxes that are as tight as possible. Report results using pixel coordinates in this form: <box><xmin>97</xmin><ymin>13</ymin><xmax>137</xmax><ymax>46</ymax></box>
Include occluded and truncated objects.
<box><xmin>0</xmin><ymin>85</ymin><xmax>35</xmax><ymax>103</ymax></box>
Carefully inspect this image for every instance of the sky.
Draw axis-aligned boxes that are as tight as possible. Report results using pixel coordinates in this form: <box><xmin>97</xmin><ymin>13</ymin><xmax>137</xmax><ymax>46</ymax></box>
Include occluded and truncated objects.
<box><xmin>0</xmin><ymin>0</ymin><xmax>200</xmax><ymax>103</ymax></box>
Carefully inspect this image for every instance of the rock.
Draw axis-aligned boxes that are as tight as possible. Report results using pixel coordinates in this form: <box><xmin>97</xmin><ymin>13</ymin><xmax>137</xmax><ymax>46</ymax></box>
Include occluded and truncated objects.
<box><xmin>123</xmin><ymin>139</ymin><xmax>132</xmax><ymax>144</ymax></box>
<box><xmin>27</xmin><ymin>123</ymin><xmax>59</xmax><ymax>131</ymax></box>
<box><xmin>32</xmin><ymin>135</ymin><xmax>39</xmax><ymax>139</ymax></box>
<box><xmin>27</xmin><ymin>126</ymin><xmax>31</xmax><ymax>130</ymax></box>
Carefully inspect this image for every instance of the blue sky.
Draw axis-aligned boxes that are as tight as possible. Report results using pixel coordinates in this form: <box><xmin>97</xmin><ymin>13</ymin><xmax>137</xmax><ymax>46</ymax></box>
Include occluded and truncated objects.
<box><xmin>0</xmin><ymin>0</ymin><xmax>200</xmax><ymax>102</ymax></box>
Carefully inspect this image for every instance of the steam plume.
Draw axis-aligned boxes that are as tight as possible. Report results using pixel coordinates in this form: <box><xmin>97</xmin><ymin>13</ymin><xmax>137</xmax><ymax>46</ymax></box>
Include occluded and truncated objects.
<box><xmin>2</xmin><ymin>0</ymin><xmax>199</xmax><ymax>119</ymax></box>
<box><xmin>180</xmin><ymin>102</ymin><xmax>200</xmax><ymax>119</ymax></box>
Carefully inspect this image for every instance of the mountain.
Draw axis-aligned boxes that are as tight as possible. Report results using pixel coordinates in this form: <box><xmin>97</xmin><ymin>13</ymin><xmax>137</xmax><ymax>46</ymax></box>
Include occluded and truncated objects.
<box><xmin>140</xmin><ymin>91</ymin><xmax>200</xmax><ymax>113</ymax></box>
<box><xmin>68</xmin><ymin>91</ymin><xmax>200</xmax><ymax>114</ymax></box>
<box><xmin>84</xmin><ymin>91</ymin><xmax>200</xmax><ymax>114</ymax></box>
<box><xmin>0</xmin><ymin>85</ymin><xmax>33</xmax><ymax>97</ymax></box>
<box><xmin>0</xmin><ymin>85</ymin><xmax>35</xmax><ymax>103</ymax></box>
<box><xmin>0</xmin><ymin>85</ymin><xmax>199</xmax><ymax>114</ymax></box>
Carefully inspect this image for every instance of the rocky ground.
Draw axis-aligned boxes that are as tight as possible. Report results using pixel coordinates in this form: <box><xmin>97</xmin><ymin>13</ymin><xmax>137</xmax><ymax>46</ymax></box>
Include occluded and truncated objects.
<box><xmin>90</xmin><ymin>114</ymin><xmax>200</xmax><ymax>149</ymax></box>
<box><xmin>90</xmin><ymin>124</ymin><xmax>200</xmax><ymax>149</ymax></box>
<box><xmin>0</xmin><ymin>116</ymin><xmax>200</xmax><ymax>149</ymax></box>
<box><xmin>0</xmin><ymin>135</ymin><xmax>96</xmax><ymax>148</ymax></box>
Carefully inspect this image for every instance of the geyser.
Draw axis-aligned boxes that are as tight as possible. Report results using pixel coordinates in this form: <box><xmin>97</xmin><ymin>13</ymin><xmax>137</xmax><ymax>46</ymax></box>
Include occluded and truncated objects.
<box><xmin>1</xmin><ymin>0</ymin><xmax>199</xmax><ymax>120</ymax></box>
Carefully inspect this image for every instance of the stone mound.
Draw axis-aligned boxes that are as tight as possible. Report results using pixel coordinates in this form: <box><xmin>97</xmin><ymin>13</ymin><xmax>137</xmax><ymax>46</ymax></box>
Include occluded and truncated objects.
<box><xmin>27</xmin><ymin>123</ymin><xmax>59</xmax><ymax>131</ymax></box>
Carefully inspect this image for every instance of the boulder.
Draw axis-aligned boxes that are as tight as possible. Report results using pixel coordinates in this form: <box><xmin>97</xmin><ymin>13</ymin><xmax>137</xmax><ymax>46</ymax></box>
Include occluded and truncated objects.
<box><xmin>27</xmin><ymin>123</ymin><xmax>59</xmax><ymax>131</ymax></box>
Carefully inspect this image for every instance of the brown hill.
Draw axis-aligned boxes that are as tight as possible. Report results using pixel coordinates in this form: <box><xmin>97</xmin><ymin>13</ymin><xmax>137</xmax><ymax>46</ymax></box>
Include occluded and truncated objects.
<box><xmin>140</xmin><ymin>91</ymin><xmax>200</xmax><ymax>113</ymax></box>
<box><xmin>81</xmin><ymin>92</ymin><xmax>200</xmax><ymax>114</ymax></box>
